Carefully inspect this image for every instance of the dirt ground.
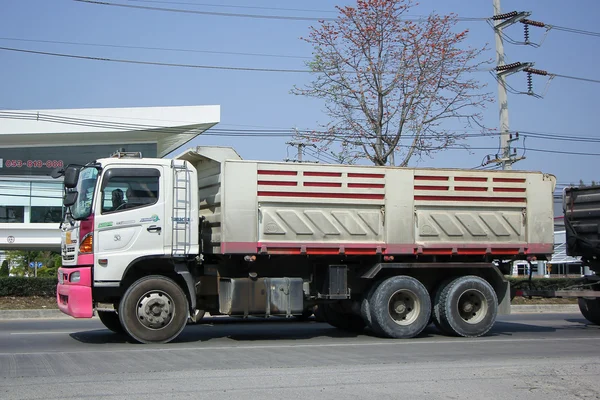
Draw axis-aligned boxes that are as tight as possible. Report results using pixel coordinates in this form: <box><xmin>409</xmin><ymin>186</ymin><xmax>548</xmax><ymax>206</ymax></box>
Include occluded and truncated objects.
<box><xmin>0</xmin><ymin>296</ymin><xmax>576</xmax><ymax>310</ymax></box>
<box><xmin>0</xmin><ymin>296</ymin><xmax>58</xmax><ymax>310</ymax></box>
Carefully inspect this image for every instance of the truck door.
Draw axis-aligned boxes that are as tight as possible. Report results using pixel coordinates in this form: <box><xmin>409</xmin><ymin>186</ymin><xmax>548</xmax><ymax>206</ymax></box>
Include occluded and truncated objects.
<box><xmin>93</xmin><ymin>166</ymin><xmax>165</xmax><ymax>284</ymax></box>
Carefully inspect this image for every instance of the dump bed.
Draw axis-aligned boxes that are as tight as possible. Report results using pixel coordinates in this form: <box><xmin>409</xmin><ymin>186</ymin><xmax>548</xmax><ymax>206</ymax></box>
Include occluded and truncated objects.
<box><xmin>564</xmin><ymin>185</ymin><xmax>600</xmax><ymax>261</ymax></box>
<box><xmin>177</xmin><ymin>146</ymin><xmax>556</xmax><ymax>258</ymax></box>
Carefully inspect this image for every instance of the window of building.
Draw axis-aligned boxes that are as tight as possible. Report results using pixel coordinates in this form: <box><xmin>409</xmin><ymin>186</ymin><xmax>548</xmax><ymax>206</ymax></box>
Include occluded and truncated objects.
<box><xmin>101</xmin><ymin>170</ymin><xmax>160</xmax><ymax>214</ymax></box>
<box><xmin>0</xmin><ymin>206</ymin><xmax>25</xmax><ymax>223</ymax></box>
<box><xmin>30</xmin><ymin>206</ymin><xmax>63</xmax><ymax>223</ymax></box>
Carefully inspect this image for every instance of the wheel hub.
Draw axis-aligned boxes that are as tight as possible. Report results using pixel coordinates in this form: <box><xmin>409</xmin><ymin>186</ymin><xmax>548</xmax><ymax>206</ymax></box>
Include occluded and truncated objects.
<box><xmin>388</xmin><ymin>289</ymin><xmax>420</xmax><ymax>326</ymax></box>
<box><xmin>462</xmin><ymin>302</ymin><xmax>474</xmax><ymax>313</ymax></box>
<box><xmin>137</xmin><ymin>291</ymin><xmax>174</xmax><ymax>330</ymax></box>
<box><xmin>457</xmin><ymin>289</ymin><xmax>488</xmax><ymax>325</ymax></box>
<box><xmin>394</xmin><ymin>301</ymin><xmax>407</xmax><ymax>314</ymax></box>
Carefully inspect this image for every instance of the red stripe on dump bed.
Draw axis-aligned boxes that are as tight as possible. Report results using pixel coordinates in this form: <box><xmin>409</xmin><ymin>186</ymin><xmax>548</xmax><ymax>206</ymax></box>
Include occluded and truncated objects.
<box><xmin>494</xmin><ymin>187</ymin><xmax>526</xmax><ymax>192</ymax></box>
<box><xmin>348</xmin><ymin>173</ymin><xmax>385</xmax><ymax>178</ymax></box>
<box><xmin>257</xmin><ymin>180</ymin><xmax>297</xmax><ymax>186</ymax></box>
<box><xmin>257</xmin><ymin>170</ymin><xmax>297</xmax><ymax>176</ymax></box>
<box><xmin>304</xmin><ymin>171</ymin><xmax>342</xmax><ymax>177</ymax></box>
<box><xmin>415</xmin><ymin>176</ymin><xmax>449</xmax><ymax>181</ymax></box>
<box><xmin>258</xmin><ymin>191</ymin><xmax>384</xmax><ymax>200</ymax></box>
<box><xmin>414</xmin><ymin>185</ymin><xmax>449</xmax><ymax>191</ymax></box>
<box><xmin>348</xmin><ymin>183</ymin><xmax>385</xmax><ymax>188</ymax></box>
<box><xmin>454</xmin><ymin>177</ymin><xmax>488</xmax><ymax>182</ymax></box>
<box><xmin>415</xmin><ymin>195</ymin><xmax>525</xmax><ymax>203</ymax></box>
<box><xmin>454</xmin><ymin>186</ymin><xmax>488</xmax><ymax>192</ymax></box>
<box><xmin>493</xmin><ymin>177</ymin><xmax>526</xmax><ymax>183</ymax></box>
<box><xmin>221</xmin><ymin>242</ymin><xmax>553</xmax><ymax>256</ymax></box>
<box><xmin>304</xmin><ymin>182</ymin><xmax>342</xmax><ymax>187</ymax></box>
<box><xmin>418</xmin><ymin>248</ymin><xmax>522</xmax><ymax>256</ymax></box>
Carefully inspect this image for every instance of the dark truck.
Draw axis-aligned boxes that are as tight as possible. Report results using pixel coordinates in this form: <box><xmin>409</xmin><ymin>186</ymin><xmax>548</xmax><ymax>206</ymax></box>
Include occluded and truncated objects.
<box><xmin>519</xmin><ymin>185</ymin><xmax>600</xmax><ymax>324</ymax></box>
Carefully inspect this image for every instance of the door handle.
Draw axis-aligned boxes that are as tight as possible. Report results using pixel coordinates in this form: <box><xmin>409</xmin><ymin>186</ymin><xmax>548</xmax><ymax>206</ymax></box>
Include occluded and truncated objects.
<box><xmin>147</xmin><ymin>225</ymin><xmax>162</xmax><ymax>233</ymax></box>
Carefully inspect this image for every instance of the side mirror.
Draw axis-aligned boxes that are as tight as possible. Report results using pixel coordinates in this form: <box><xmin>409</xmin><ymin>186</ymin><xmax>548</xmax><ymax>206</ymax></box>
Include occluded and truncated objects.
<box><xmin>64</xmin><ymin>166</ymin><xmax>80</xmax><ymax>189</ymax></box>
<box><xmin>63</xmin><ymin>191</ymin><xmax>78</xmax><ymax>207</ymax></box>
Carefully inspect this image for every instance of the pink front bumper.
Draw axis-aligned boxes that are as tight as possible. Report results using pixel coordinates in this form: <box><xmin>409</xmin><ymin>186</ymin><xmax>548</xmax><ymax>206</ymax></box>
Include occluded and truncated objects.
<box><xmin>56</xmin><ymin>266</ymin><xmax>93</xmax><ymax>318</ymax></box>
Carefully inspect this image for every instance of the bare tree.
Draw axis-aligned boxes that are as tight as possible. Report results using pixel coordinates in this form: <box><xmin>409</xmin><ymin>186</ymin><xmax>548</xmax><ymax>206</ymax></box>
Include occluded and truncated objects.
<box><xmin>292</xmin><ymin>0</ymin><xmax>492</xmax><ymax>166</ymax></box>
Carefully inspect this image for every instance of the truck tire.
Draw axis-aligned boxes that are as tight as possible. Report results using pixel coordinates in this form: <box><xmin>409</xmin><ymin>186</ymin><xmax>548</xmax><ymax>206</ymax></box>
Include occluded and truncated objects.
<box><xmin>369</xmin><ymin>276</ymin><xmax>431</xmax><ymax>339</ymax></box>
<box><xmin>436</xmin><ymin>276</ymin><xmax>498</xmax><ymax>338</ymax></box>
<box><xmin>578</xmin><ymin>298</ymin><xmax>600</xmax><ymax>325</ymax></box>
<box><xmin>98</xmin><ymin>311</ymin><xmax>124</xmax><ymax>334</ymax></box>
<box><xmin>118</xmin><ymin>275</ymin><xmax>189</xmax><ymax>344</ymax></box>
<box><xmin>432</xmin><ymin>278</ymin><xmax>455</xmax><ymax>336</ymax></box>
<box><xmin>322</xmin><ymin>302</ymin><xmax>366</xmax><ymax>332</ymax></box>
<box><xmin>361</xmin><ymin>281</ymin><xmax>383</xmax><ymax>333</ymax></box>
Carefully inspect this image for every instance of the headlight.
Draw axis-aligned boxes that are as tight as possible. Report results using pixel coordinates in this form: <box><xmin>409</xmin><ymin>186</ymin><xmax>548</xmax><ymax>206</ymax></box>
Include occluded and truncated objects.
<box><xmin>70</xmin><ymin>271</ymin><xmax>81</xmax><ymax>283</ymax></box>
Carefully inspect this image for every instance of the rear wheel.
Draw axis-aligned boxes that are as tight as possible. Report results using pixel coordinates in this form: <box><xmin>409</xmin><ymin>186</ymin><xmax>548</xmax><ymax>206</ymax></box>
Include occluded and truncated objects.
<box><xmin>578</xmin><ymin>298</ymin><xmax>600</xmax><ymax>325</ymax></box>
<box><xmin>361</xmin><ymin>281</ymin><xmax>382</xmax><ymax>333</ymax></box>
<box><xmin>97</xmin><ymin>310</ymin><xmax>124</xmax><ymax>334</ymax></box>
<box><xmin>119</xmin><ymin>275</ymin><xmax>189</xmax><ymax>344</ymax></box>
<box><xmin>436</xmin><ymin>276</ymin><xmax>498</xmax><ymax>338</ymax></box>
<box><xmin>369</xmin><ymin>276</ymin><xmax>431</xmax><ymax>339</ymax></box>
<box><xmin>432</xmin><ymin>278</ymin><xmax>455</xmax><ymax>336</ymax></box>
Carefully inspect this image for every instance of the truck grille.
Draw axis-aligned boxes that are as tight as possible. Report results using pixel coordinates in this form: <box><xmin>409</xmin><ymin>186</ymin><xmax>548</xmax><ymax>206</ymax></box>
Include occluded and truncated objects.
<box><xmin>62</xmin><ymin>246</ymin><xmax>76</xmax><ymax>262</ymax></box>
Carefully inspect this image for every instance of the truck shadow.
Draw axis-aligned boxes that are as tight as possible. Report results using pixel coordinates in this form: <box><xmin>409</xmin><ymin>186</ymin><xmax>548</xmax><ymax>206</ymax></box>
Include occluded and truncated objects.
<box><xmin>67</xmin><ymin>316</ymin><xmax>588</xmax><ymax>345</ymax></box>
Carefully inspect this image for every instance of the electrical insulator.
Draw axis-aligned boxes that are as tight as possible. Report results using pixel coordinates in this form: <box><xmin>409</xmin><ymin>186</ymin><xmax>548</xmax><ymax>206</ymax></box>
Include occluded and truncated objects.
<box><xmin>524</xmin><ymin>67</ymin><xmax>548</xmax><ymax>76</ymax></box>
<box><xmin>496</xmin><ymin>62</ymin><xmax>522</xmax><ymax>72</ymax></box>
<box><xmin>524</xmin><ymin>24</ymin><xmax>530</xmax><ymax>44</ymax></box>
<box><xmin>527</xmin><ymin>72</ymin><xmax>533</xmax><ymax>94</ymax></box>
<box><xmin>492</xmin><ymin>11</ymin><xmax>518</xmax><ymax>20</ymax></box>
<box><xmin>521</xmin><ymin>19</ymin><xmax>546</xmax><ymax>28</ymax></box>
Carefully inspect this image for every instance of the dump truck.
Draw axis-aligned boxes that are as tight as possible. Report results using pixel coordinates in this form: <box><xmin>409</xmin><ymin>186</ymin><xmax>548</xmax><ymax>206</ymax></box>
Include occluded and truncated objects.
<box><xmin>518</xmin><ymin>185</ymin><xmax>600</xmax><ymax>324</ymax></box>
<box><xmin>55</xmin><ymin>146</ymin><xmax>556</xmax><ymax>343</ymax></box>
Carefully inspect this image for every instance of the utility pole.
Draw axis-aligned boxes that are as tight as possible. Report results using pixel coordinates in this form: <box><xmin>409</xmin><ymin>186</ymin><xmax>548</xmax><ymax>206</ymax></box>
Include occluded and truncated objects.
<box><xmin>491</xmin><ymin>4</ymin><xmax>530</xmax><ymax>170</ymax></box>
<box><xmin>285</xmin><ymin>141</ymin><xmax>317</xmax><ymax>163</ymax></box>
<box><xmin>493</xmin><ymin>0</ymin><xmax>510</xmax><ymax>170</ymax></box>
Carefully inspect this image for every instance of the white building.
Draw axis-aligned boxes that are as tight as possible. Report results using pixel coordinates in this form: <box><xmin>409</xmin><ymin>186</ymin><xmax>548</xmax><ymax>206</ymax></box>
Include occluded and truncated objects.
<box><xmin>0</xmin><ymin>105</ymin><xmax>220</xmax><ymax>251</ymax></box>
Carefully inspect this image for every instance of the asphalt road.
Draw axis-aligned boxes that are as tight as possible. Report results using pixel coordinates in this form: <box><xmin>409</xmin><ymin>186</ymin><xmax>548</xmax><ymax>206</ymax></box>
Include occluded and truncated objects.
<box><xmin>0</xmin><ymin>314</ymin><xmax>599</xmax><ymax>400</ymax></box>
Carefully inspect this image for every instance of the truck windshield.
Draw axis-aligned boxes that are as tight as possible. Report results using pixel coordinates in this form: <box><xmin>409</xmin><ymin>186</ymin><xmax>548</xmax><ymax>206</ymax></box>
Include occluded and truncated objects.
<box><xmin>70</xmin><ymin>167</ymin><xmax>99</xmax><ymax>220</ymax></box>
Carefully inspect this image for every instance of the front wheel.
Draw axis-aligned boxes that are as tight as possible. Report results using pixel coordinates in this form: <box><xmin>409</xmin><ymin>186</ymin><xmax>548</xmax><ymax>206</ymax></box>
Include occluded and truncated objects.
<box><xmin>578</xmin><ymin>298</ymin><xmax>600</xmax><ymax>325</ymax></box>
<box><xmin>97</xmin><ymin>310</ymin><xmax>124</xmax><ymax>334</ymax></box>
<box><xmin>119</xmin><ymin>275</ymin><xmax>189</xmax><ymax>344</ymax></box>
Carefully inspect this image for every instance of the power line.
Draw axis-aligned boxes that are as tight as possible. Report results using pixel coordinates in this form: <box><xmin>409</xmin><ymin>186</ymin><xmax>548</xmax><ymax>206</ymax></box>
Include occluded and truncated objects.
<box><xmin>515</xmin><ymin>147</ymin><xmax>600</xmax><ymax>157</ymax></box>
<box><xmin>549</xmin><ymin>25</ymin><xmax>600</xmax><ymax>38</ymax></box>
<box><xmin>0</xmin><ymin>46</ymin><xmax>311</xmax><ymax>73</ymax></box>
<box><xmin>2</xmin><ymin>112</ymin><xmax>599</xmax><ymax>158</ymax></box>
<box><xmin>0</xmin><ymin>45</ymin><xmax>492</xmax><ymax>74</ymax></box>
<box><xmin>0</xmin><ymin>37</ymin><xmax>310</xmax><ymax>60</ymax></box>
<box><xmin>3</xmin><ymin>111</ymin><xmax>600</xmax><ymax>146</ymax></box>
<box><xmin>551</xmin><ymin>73</ymin><xmax>600</xmax><ymax>85</ymax></box>
<box><xmin>75</xmin><ymin>1</ymin><xmax>487</xmax><ymax>22</ymax></box>
<box><xmin>74</xmin><ymin>0</ymin><xmax>335</xmax><ymax>21</ymax></box>
<box><xmin>124</xmin><ymin>0</ymin><xmax>338</xmax><ymax>13</ymax></box>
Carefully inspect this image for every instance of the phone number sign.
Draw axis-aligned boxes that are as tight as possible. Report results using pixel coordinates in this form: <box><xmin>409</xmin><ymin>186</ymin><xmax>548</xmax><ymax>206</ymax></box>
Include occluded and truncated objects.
<box><xmin>4</xmin><ymin>159</ymin><xmax>64</xmax><ymax>169</ymax></box>
<box><xmin>0</xmin><ymin>144</ymin><xmax>157</xmax><ymax>176</ymax></box>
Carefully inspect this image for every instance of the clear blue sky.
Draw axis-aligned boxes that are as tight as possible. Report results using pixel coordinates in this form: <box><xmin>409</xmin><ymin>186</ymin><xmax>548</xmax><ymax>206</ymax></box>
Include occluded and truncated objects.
<box><xmin>1</xmin><ymin>0</ymin><xmax>598</xmax><ymax>188</ymax></box>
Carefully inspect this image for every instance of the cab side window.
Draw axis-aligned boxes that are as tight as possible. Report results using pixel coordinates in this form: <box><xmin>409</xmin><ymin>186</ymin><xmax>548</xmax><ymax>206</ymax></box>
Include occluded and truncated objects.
<box><xmin>101</xmin><ymin>168</ymin><xmax>160</xmax><ymax>214</ymax></box>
